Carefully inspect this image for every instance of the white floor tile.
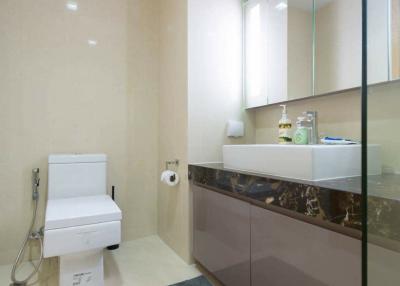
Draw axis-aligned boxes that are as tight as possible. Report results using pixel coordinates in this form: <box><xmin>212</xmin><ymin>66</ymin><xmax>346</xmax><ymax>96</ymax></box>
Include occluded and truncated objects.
<box><xmin>0</xmin><ymin>235</ymin><xmax>202</xmax><ymax>286</ymax></box>
<box><xmin>104</xmin><ymin>235</ymin><xmax>201</xmax><ymax>286</ymax></box>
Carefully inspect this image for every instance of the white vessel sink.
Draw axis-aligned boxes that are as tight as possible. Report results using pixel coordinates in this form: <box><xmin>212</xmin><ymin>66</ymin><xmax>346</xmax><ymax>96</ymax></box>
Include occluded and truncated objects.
<box><xmin>223</xmin><ymin>144</ymin><xmax>382</xmax><ymax>181</ymax></box>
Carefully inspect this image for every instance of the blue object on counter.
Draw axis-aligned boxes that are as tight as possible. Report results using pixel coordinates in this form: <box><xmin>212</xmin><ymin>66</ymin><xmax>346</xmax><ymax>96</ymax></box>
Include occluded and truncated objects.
<box><xmin>321</xmin><ymin>137</ymin><xmax>358</xmax><ymax>145</ymax></box>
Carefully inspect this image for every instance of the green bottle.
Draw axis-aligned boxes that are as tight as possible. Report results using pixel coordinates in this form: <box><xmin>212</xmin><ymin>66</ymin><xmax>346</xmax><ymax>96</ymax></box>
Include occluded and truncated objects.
<box><xmin>293</xmin><ymin>117</ymin><xmax>309</xmax><ymax>145</ymax></box>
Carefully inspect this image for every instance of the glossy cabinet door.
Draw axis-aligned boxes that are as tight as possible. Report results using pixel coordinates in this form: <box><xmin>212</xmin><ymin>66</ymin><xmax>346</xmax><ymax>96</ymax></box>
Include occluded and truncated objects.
<box><xmin>193</xmin><ymin>185</ymin><xmax>251</xmax><ymax>286</ymax></box>
<box><xmin>251</xmin><ymin>206</ymin><xmax>361</xmax><ymax>286</ymax></box>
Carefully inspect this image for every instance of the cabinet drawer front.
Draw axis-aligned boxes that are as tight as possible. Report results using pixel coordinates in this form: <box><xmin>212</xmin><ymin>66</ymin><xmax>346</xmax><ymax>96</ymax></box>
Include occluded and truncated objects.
<box><xmin>251</xmin><ymin>206</ymin><xmax>361</xmax><ymax>286</ymax></box>
<box><xmin>193</xmin><ymin>185</ymin><xmax>251</xmax><ymax>286</ymax></box>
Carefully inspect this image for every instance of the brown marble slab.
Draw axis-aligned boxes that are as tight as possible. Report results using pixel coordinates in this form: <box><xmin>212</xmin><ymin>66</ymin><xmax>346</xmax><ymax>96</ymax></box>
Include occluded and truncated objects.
<box><xmin>189</xmin><ymin>163</ymin><xmax>400</xmax><ymax>248</ymax></box>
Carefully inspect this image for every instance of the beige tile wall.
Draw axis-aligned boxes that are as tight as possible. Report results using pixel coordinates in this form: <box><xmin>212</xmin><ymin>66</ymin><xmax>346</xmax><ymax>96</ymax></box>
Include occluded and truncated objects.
<box><xmin>158</xmin><ymin>0</ymin><xmax>192</xmax><ymax>263</ymax></box>
<box><xmin>188</xmin><ymin>0</ymin><xmax>255</xmax><ymax>164</ymax></box>
<box><xmin>254</xmin><ymin>81</ymin><xmax>400</xmax><ymax>174</ymax></box>
<box><xmin>125</xmin><ymin>0</ymin><xmax>160</xmax><ymax>241</ymax></box>
<box><xmin>0</xmin><ymin>0</ymin><xmax>159</xmax><ymax>267</ymax></box>
<box><xmin>254</xmin><ymin>90</ymin><xmax>362</xmax><ymax>144</ymax></box>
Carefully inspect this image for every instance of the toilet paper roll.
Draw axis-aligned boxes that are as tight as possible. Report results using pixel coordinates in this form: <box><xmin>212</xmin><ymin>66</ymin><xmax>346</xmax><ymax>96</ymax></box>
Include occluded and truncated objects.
<box><xmin>160</xmin><ymin>170</ymin><xmax>180</xmax><ymax>186</ymax></box>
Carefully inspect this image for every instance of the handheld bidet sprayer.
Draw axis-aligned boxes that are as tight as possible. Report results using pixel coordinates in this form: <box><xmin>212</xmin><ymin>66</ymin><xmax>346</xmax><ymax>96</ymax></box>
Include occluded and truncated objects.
<box><xmin>32</xmin><ymin>168</ymin><xmax>40</xmax><ymax>201</ymax></box>
<box><xmin>10</xmin><ymin>168</ymin><xmax>44</xmax><ymax>285</ymax></box>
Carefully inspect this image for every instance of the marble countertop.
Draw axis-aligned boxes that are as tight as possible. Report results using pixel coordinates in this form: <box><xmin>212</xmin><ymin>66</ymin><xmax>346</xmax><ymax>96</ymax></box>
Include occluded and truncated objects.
<box><xmin>190</xmin><ymin>163</ymin><xmax>400</xmax><ymax>200</ymax></box>
<box><xmin>189</xmin><ymin>163</ymin><xmax>400</xmax><ymax>250</ymax></box>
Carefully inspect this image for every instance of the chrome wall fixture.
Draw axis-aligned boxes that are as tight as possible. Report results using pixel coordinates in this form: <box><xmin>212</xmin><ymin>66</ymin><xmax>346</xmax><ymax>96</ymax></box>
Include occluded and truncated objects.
<box><xmin>165</xmin><ymin>159</ymin><xmax>179</xmax><ymax>170</ymax></box>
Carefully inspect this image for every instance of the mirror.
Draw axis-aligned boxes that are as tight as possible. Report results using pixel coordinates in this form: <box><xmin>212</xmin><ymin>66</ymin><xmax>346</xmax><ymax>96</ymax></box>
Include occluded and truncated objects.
<box><xmin>314</xmin><ymin>0</ymin><xmax>362</xmax><ymax>94</ymax></box>
<box><xmin>389</xmin><ymin>0</ymin><xmax>400</xmax><ymax>80</ymax></box>
<box><xmin>315</xmin><ymin>0</ymin><xmax>392</xmax><ymax>94</ymax></box>
<box><xmin>244</xmin><ymin>0</ymin><xmax>398</xmax><ymax>109</ymax></box>
<box><xmin>244</xmin><ymin>0</ymin><xmax>313</xmax><ymax>108</ymax></box>
<box><xmin>287</xmin><ymin>0</ymin><xmax>314</xmax><ymax>101</ymax></box>
<box><xmin>367</xmin><ymin>0</ymin><xmax>390</xmax><ymax>85</ymax></box>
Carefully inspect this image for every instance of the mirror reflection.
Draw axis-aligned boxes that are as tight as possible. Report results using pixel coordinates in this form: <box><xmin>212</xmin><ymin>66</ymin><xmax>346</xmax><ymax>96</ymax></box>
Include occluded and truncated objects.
<box><xmin>244</xmin><ymin>0</ymin><xmax>313</xmax><ymax>108</ymax></box>
<box><xmin>244</xmin><ymin>0</ymin><xmax>400</xmax><ymax>109</ymax></box>
<box><xmin>390</xmin><ymin>0</ymin><xmax>400</xmax><ymax>80</ymax></box>
<box><xmin>314</xmin><ymin>0</ymin><xmax>362</xmax><ymax>94</ymax></box>
<box><xmin>287</xmin><ymin>0</ymin><xmax>313</xmax><ymax>101</ymax></box>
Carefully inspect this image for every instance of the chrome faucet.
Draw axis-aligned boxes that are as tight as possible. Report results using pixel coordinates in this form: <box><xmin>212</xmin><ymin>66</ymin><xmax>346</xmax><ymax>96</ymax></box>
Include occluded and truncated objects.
<box><xmin>303</xmin><ymin>111</ymin><xmax>318</xmax><ymax>144</ymax></box>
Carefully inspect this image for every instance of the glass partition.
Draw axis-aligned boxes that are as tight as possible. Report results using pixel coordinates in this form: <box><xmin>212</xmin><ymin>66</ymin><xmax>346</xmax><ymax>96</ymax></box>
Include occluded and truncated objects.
<box><xmin>366</xmin><ymin>0</ymin><xmax>400</xmax><ymax>285</ymax></box>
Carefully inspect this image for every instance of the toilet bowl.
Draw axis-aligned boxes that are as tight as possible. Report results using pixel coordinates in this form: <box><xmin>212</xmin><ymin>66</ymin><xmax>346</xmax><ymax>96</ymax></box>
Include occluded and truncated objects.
<box><xmin>43</xmin><ymin>154</ymin><xmax>122</xmax><ymax>286</ymax></box>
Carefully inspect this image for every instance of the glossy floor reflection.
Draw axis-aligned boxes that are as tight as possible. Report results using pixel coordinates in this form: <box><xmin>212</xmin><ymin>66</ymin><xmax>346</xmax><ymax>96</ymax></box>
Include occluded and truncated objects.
<box><xmin>0</xmin><ymin>236</ymin><xmax>205</xmax><ymax>286</ymax></box>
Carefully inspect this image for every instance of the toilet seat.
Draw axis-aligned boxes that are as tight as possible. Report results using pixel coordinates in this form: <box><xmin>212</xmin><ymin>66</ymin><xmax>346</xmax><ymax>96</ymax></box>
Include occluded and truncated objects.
<box><xmin>45</xmin><ymin>195</ymin><xmax>121</xmax><ymax>230</ymax></box>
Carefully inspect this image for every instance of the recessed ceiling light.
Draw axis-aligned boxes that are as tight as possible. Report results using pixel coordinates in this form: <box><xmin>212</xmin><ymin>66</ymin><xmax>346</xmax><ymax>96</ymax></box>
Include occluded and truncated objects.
<box><xmin>66</xmin><ymin>1</ymin><xmax>78</xmax><ymax>11</ymax></box>
<box><xmin>275</xmin><ymin>2</ymin><xmax>288</xmax><ymax>10</ymax></box>
<box><xmin>88</xmin><ymin>39</ymin><xmax>97</xmax><ymax>46</ymax></box>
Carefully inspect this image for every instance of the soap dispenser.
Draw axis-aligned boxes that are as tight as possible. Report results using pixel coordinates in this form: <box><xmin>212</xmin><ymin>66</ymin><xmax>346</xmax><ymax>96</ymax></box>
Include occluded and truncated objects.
<box><xmin>278</xmin><ymin>105</ymin><xmax>292</xmax><ymax>144</ymax></box>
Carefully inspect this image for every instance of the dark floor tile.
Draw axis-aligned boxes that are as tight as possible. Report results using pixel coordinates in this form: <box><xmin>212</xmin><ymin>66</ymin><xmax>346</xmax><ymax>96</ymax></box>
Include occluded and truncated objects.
<box><xmin>169</xmin><ymin>276</ymin><xmax>212</xmax><ymax>286</ymax></box>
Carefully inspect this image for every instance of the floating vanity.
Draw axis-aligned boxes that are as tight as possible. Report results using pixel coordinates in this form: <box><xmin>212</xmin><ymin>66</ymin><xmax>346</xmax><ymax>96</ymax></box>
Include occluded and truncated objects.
<box><xmin>189</xmin><ymin>162</ymin><xmax>400</xmax><ymax>286</ymax></box>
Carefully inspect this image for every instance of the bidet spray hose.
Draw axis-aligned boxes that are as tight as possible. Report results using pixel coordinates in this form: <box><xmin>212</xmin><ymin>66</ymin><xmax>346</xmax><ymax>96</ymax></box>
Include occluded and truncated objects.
<box><xmin>11</xmin><ymin>169</ymin><xmax>44</xmax><ymax>285</ymax></box>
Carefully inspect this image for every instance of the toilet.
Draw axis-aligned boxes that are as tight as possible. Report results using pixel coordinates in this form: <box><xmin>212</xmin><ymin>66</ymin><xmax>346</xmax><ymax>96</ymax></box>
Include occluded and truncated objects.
<box><xmin>43</xmin><ymin>154</ymin><xmax>122</xmax><ymax>286</ymax></box>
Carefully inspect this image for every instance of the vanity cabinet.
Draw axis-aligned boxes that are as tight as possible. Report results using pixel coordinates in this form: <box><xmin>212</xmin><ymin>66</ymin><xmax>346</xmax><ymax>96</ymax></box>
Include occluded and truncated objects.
<box><xmin>192</xmin><ymin>185</ymin><xmax>251</xmax><ymax>286</ymax></box>
<box><xmin>192</xmin><ymin>185</ymin><xmax>361</xmax><ymax>286</ymax></box>
<box><xmin>251</xmin><ymin>206</ymin><xmax>361</xmax><ymax>286</ymax></box>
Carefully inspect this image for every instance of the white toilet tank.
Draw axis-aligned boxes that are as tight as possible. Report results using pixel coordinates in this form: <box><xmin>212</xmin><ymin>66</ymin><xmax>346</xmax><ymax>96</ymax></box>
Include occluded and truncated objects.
<box><xmin>48</xmin><ymin>154</ymin><xmax>107</xmax><ymax>200</ymax></box>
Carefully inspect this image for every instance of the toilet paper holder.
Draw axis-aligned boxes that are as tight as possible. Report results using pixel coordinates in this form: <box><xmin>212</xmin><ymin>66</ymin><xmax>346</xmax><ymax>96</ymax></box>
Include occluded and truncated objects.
<box><xmin>165</xmin><ymin>159</ymin><xmax>179</xmax><ymax>170</ymax></box>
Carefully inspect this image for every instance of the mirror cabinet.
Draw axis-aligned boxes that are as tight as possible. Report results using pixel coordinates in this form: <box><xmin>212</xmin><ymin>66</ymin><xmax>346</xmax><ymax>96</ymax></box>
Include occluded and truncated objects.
<box><xmin>244</xmin><ymin>0</ymin><xmax>397</xmax><ymax>108</ymax></box>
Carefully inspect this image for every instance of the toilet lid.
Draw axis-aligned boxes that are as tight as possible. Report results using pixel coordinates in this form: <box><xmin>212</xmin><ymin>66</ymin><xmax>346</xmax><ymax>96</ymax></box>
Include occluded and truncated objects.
<box><xmin>45</xmin><ymin>195</ymin><xmax>122</xmax><ymax>230</ymax></box>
